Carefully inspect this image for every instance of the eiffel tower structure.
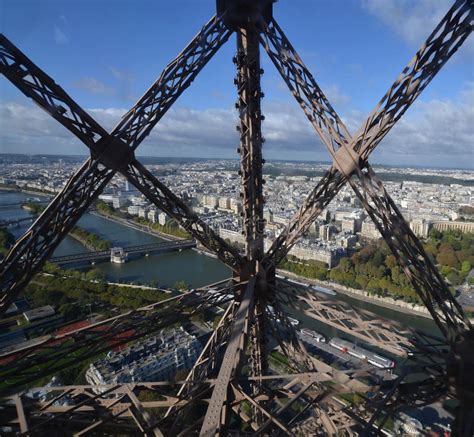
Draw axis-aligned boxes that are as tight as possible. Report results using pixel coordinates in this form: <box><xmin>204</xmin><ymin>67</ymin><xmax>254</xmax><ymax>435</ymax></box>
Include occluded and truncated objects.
<box><xmin>0</xmin><ymin>0</ymin><xmax>473</xmax><ymax>435</ymax></box>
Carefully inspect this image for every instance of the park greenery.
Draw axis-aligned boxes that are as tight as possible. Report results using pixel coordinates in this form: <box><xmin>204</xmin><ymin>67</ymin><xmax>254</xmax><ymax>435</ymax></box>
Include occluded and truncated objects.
<box><xmin>0</xmin><ymin>227</ymin><xmax>15</xmax><ymax>256</ymax></box>
<box><xmin>22</xmin><ymin>201</ymin><xmax>45</xmax><ymax>214</ymax></box>
<box><xmin>279</xmin><ymin>229</ymin><xmax>474</xmax><ymax>303</ymax></box>
<box><xmin>69</xmin><ymin>226</ymin><xmax>111</xmax><ymax>251</ymax></box>
<box><xmin>25</xmin><ymin>262</ymin><xmax>171</xmax><ymax>321</ymax></box>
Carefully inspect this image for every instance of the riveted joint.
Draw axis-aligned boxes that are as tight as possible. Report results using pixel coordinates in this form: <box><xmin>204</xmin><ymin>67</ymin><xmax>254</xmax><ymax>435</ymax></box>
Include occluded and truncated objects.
<box><xmin>332</xmin><ymin>145</ymin><xmax>361</xmax><ymax>178</ymax></box>
<box><xmin>93</xmin><ymin>136</ymin><xmax>135</xmax><ymax>171</ymax></box>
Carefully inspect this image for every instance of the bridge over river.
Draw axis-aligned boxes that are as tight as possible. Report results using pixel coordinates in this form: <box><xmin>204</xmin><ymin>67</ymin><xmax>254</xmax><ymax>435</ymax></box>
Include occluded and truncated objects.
<box><xmin>0</xmin><ymin>200</ymin><xmax>50</xmax><ymax>210</ymax></box>
<box><xmin>50</xmin><ymin>239</ymin><xmax>196</xmax><ymax>266</ymax></box>
<box><xmin>0</xmin><ymin>217</ymin><xmax>35</xmax><ymax>228</ymax></box>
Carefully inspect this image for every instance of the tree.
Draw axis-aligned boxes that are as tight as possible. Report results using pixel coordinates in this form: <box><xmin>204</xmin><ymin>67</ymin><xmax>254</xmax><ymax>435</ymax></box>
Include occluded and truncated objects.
<box><xmin>85</xmin><ymin>268</ymin><xmax>106</xmax><ymax>282</ymax></box>
<box><xmin>338</xmin><ymin>258</ymin><xmax>352</xmax><ymax>273</ymax></box>
<box><xmin>385</xmin><ymin>255</ymin><xmax>397</xmax><ymax>269</ymax></box>
<box><xmin>59</xmin><ymin>303</ymin><xmax>82</xmax><ymax>321</ymax></box>
<box><xmin>437</xmin><ymin>249</ymin><xmax>460</xmax><ymax>269</ymax></box>
<box><xmin>461</xmin><ymin>260</ymin><xmax>472</xmax><ymax>273</ymax></box>
<box><xmin>446</xmin><ymin>270</ymin><xmax>462</xmax><ymax>286</ymax></box>
<box><xmin>174</xmin><ymin>280</ymin><xmax>189</xmax><ymax>291</ymax></box>
<box><xmin>429</xmin><ymin>228</ymin><xmax>442</xmax><ymax>240</ymax></box>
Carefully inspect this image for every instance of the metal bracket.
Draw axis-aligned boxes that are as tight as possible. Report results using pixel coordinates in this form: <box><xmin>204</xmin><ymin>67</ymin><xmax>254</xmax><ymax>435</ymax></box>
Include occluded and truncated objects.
<box><xmin>217</xmin><ymin>0</ymin><xmax>274</xmax><ymax>29</ymax></box>
<box><xmin>92</xmin><ymin>137</ymin><xmax>136</xmax><ymax>171</ymax></box>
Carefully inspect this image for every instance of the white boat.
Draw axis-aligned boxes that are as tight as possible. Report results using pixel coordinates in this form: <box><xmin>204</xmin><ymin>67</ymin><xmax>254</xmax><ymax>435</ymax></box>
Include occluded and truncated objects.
<box><xmin>287</xmin><ymin>316</ymin><xmax>299</xmax><ymax>326</ymax></box>
<box><xmin>299</xmin><ymin>328</ymin><xmax>325</xmax><ymax>343</ymax></box>
<box><xmin>329</xmin><ymin>337</ymin><xmax>395</xmax><ymax>368</ymax></box>
<box><xmin>110</xmin><ymin>247</ymin><xmax>128</xmax><ymax>264</ymax></box>
<box><xmin>312</xmin><ymin>285</ymin><xmax>336</xmax><ymax>296</ymax></box>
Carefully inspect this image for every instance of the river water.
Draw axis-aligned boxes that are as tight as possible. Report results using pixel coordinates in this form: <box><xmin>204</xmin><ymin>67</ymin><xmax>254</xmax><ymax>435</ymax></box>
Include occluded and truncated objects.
<box><xmin>0</xmin><ymin>191</ymin><xmax>231</xmax><ymax>288</ymax></box>
<box><xmin>1</xmin><ymin>190</ymin><xmax>439</xmax><ymax>347</ymax></box>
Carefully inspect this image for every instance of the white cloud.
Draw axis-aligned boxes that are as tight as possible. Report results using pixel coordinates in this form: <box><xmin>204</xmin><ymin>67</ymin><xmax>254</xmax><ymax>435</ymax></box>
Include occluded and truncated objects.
<box><xmin>73</xmin><ymin>77</ymin><xmax>115</xmax><ymax>96</ymax></box>
<box><xmin>54</xmin><ymin>26</ymin><xmax>69</xmax><ymax>45</ymax></box>
<box><xmin>325</xmin><ymin>85</ymin><xmax>351</xmax><ymax>108</ymax></box>
<box><xmin>109</xmin><ymin>67</ymin><xmax>136</xmax><ymax>102</ymax></box>
<box><xmin>370</xmin><ymin>81</ymin><xmax>474</xmax><ymax>167</ymax></box>
<box><xmin>110</xmin><ymin>68</ymin><xmax>134</xmax><ymax>81</ymax></box>
<box><xmin>361</xmin><ymin>0</ymin><xmax>473</xmax><ymax>56</ymax></box>
<box><xmin>0</xmin><ymin>83</ymin><xmax>472</xmax><ymax>168</ymax></box>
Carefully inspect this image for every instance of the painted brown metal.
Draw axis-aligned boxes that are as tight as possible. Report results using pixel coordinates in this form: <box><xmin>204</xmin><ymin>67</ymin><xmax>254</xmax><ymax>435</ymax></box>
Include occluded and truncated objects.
<box><xmin>0</xmin><ymin>0</ymin><xmax>473</xmax><ymax>434</ymax></box>
<box><xmin>0</xmin><ymin>15</ymin><xmax>237</xmax><ymax>314</ymax></box>
<box><xmin>261</xmin><ymin>0</ymin><xmax>473</xmax><ymax>269</ymax></box>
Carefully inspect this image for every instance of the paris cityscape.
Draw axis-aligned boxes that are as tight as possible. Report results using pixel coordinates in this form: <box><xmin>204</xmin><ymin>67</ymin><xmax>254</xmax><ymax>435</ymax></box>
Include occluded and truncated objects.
<box><xmin>1</xmin><ymin>153</ymin><xmax>473</xmax><ymax>435</ymax></box>
<box><xmin>0</xmin><ymin>0</ymin><xmax>473</xmax><ymax>435</ymax></box>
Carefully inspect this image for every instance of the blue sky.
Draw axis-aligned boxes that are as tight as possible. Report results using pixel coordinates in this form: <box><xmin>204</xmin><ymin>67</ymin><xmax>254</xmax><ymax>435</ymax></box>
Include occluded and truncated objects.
<box><xmin>0</xmin><ymin>0</ymin><xmax>473</xmax><ymax>168</ymax></box>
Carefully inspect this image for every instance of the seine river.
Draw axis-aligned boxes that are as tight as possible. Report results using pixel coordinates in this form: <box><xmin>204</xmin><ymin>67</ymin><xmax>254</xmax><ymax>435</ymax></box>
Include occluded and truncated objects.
<box><xmin>0</xmin><ymin>191</ymin><xmax>231</xmax><ymax>288</ymax></box>
<box><xmin>1</xmin><ymin>190</ymin><xmax>439</xmax><ymax>349</ymax></box>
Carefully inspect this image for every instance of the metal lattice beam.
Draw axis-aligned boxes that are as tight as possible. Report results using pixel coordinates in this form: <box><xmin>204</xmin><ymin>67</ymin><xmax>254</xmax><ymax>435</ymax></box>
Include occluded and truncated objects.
<box><xmin>0</xmin><ymin>0</ymin><xmax>473</xmax><ymax>434</ymax></box>
<box><xmin>0</xmin><ymin>16</ymin><xmax>239</xmax><ymax>313</ymax></box>
<box><xmin>0</xmin><ymin>281</ymin><xmax>236</xmax><ymax>396</ymax></box>
<box><xmin>261</xmin><ymin>0</ymin><xmax>473</xmax><ymax>267</ymax></box>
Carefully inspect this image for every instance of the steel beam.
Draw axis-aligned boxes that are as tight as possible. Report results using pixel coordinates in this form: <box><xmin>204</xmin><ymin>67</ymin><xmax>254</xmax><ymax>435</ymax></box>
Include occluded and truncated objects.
<box><xmin>260</xmin><ymin>0</ymin><xmax>472</xmax><ymax>340</ymax></box>
<box><xmin>348</xmin><ymin>164</ymin><xmax>471</xmax><ymax>342</ymax></box>
<box><xmin>164</xmin><ymin>300</ymin><xmax>237</xmax><ymax>420</ymax></box>
<box><xmin>200</xmin><ymin>278</ymin><xmax>255</xmax><ymax>436</ymax></box>
<box><xmin>0</xmin><ymin>16</ymin><xmax>236</xmax><ymax>314</ymax></box>
<box><xmin>0</xmin><ymin>282</ymin><xmax>236</xmax><ymax>395</ymax></box>
<box><xmin>235</xmin><ymin>28</ymin><xmax>265</xmax><ymax>265</ymax></box>
<box><xmin>125</xmin><ymin>159</ymin><xmax>243</xmax><ymax>272</ymax></box>
<box><xmin>260</xmin><ymin>0</ymin><xmax>473</xmax><ymax>267</ymax></box>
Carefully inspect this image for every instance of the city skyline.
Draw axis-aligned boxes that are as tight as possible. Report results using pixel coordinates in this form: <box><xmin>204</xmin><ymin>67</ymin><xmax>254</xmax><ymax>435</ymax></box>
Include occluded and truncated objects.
<box><xmin>2</xmin><ymin>151</ymin><xmax>474</xmax><ymax>171</ymax></box>
<box><xmin>0</xmin><ymin>0</ymin><xmax>473</xmax><ymax>168</ymax></box>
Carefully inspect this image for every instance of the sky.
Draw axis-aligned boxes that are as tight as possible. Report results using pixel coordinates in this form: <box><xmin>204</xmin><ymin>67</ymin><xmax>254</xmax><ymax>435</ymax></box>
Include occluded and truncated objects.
<box><xmin>0</xmin><ymin>0</ymin><xmax>473</xmax><ymax>168</ymax></box>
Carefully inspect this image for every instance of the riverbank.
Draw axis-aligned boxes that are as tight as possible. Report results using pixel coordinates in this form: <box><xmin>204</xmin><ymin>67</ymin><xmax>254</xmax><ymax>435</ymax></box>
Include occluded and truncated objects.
<box><xmin>279</xmin><ymin>269</ymin><xmax>474</xmax><ymax>324</ymax></box>
<box><xmin>0</xmin><ymin>185</ymin><xmax>54</xmax><ymax>198</ymax></box>
<box><xmin>277</xmin><ymin>268</ymin><xmax>434</xmax><ymax>320</ymax></box>
<box><xmin>92</xmin><ymin>210</ymin><xmax>220</xmax><ymax>260</ymax></box>
<box><xmin>91</xmin><ymin>211</ymin><xmax>177</xmax><ymax>242</ymax></box>
<box><xmin>67</xmin><ymin>229</ymin><xmax>110</xmax><ymax>252</ymax></box>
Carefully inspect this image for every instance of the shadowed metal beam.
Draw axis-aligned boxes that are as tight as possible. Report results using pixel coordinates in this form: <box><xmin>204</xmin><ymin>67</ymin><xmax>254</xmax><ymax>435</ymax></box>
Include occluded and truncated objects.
<box><xmin>200</xmin><ymin>278</ymin><xmax>255</xmax><ymax>436</ymax></box>
<box><xmin>260</xmin><ymin>0</ymin><xmax>472</xmax><ymax>267</ymax></box>
<box><xmin>259</xmin><ymin>0</ymin><xmax>472</xmax><ymax>343</ymax></box>
<box><xmin>347</xmin><ymin>164</ymin><xmax>471</xmax><ymax>342</ymax></box>
<box><xmin>0</xmin><ymin>282</ymin><xmax>236</xmax><ymax>395</ymax></box>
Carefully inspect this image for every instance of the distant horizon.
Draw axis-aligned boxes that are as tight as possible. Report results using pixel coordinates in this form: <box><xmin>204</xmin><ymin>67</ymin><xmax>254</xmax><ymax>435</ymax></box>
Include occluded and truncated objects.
<box><xmin>1</xmin><ymin>1</ymin><xmax>472</xmax><ymax>170</ymax></box>
<box><xmin>1</xmin><ymin>152</ymin><xmax>473</xmax><ymax>172</ymax></box>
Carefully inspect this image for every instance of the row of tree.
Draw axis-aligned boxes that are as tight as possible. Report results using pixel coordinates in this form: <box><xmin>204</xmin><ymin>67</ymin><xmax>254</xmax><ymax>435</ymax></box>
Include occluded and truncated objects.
<box><xmin>69</xmin><ymin>226</ymin><xmax>111</xmax><ymax>251</ymax></box>
<box><xmin>27</xmin><ymin>263</ymin><xmax>171</xmax><ymax>320</ymax></box>
<box><xmin>22</xmin><ymin>201</ymin><xmax>45</xmax><ymax>214</ymax></box>
<box><xmin>21</xmin><ymin>200</ymin><xmax>111</xmax><ymax>251</ymax></box>
<box><xmin>95</xmin><ymin>200</ymin><xmax>190</xmax><ymax>239</ymax></box>
<box><xmin>280</xmin><ymin>230</ymin><xmax>474</xmax><ymax>303</ymax></box>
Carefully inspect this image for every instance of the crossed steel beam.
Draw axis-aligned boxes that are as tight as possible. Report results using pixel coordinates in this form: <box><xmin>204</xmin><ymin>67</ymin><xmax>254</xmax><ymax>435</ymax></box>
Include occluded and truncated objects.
<box><xmin>0</xmin><ymin>15</ymin><xmax>242</xmax><ymax>315</ymax></box>
<box><xmin>0</xmin><ymin>0</ymin><xmax>473</xmax><ymax>435</ymax></box>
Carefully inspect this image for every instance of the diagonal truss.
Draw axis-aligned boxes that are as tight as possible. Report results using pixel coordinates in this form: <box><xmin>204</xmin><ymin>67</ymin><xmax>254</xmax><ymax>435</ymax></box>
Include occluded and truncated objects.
<box><xmin>0</xmin><ymin>14</ymin><xmax>241</xmax><ymax>314</ymax></box>
<box><xmin>259</xmin><ymin>0</ymin><xmax>472</xmax><ymax>340</ymax></box>
<box><xmin>0</xmin><ymin>0</ymin><xmax>473</xmax><ymax>435</ymax></box>
<box><xmin>261</xmin><ymin>0</ymin><xmax>473</xmax><ymax>269</ymax></box>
